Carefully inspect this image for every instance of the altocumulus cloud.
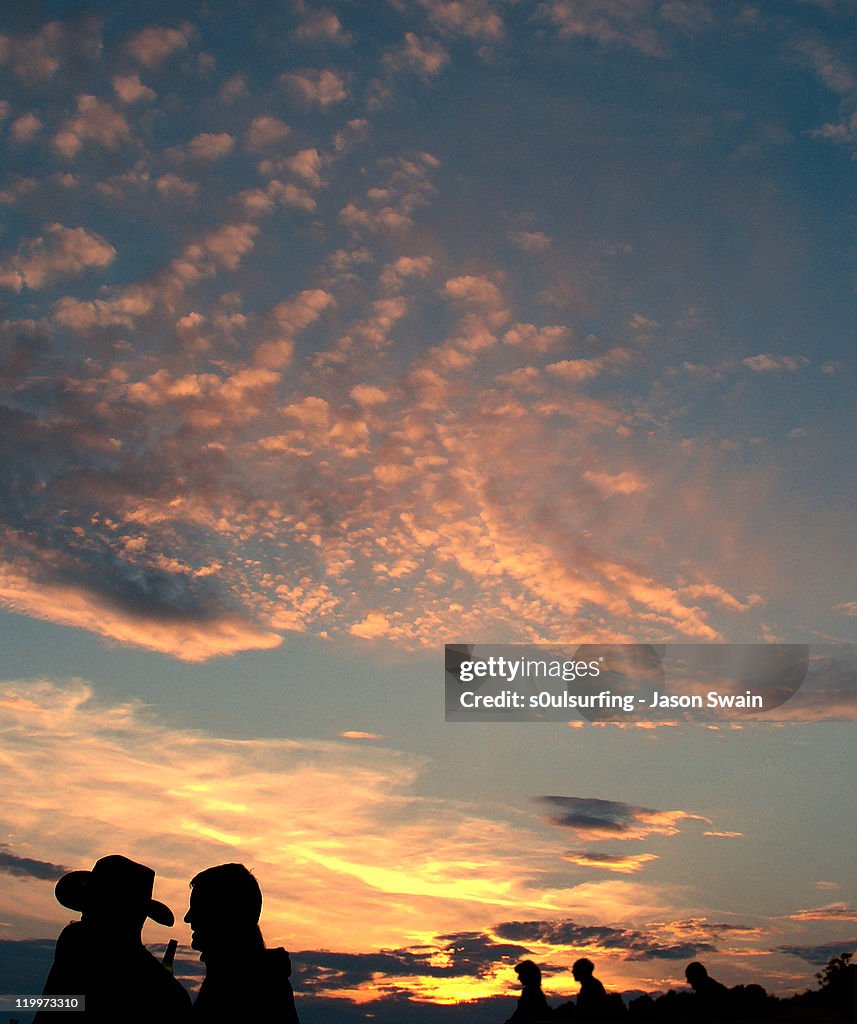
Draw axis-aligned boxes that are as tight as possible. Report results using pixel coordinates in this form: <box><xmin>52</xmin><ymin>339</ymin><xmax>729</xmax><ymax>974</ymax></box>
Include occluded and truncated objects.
<box><xmin>0</xmin><ymin>4</ymin><xmax>837</xmax><ymax>666</ymax></box>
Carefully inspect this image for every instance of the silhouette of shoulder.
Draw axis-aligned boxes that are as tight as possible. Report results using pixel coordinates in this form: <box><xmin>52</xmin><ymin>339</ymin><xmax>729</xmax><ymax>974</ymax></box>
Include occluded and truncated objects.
<box><xmin>192</xmin><ymin>944</ymin><xmax>298</xmax><ymax>1022</ymax></box>
<box><xmin>36</xmin><ymin>922</ymin><xmax>191</xmax><ymax>1022</ymax></box>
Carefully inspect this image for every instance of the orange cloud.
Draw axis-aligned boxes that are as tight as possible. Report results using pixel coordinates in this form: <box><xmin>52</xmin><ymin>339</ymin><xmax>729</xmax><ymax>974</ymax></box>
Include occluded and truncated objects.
<box><xmin>53</xmin><ymin>95</ymin><xmax>131</xmax><ymax>158</ymax></box>
<box><xmin>0</xmin><ymin>563</ymin><xmax>282</xmax><ymax>660</ymax></box>
<box><xmin>562</xmin><ymin>851</ymin><xmax>660</xmax><ymax>874</ymax></box>
<box><xmin>0</xmin><ymin>679</ymin><xmax>672</xmax><ymax>955</ymax></box>
<box><xmin>126</xmin><ymin>24</ymin><xmax>192</xmax><ymax>68</ymax></box>
<box><xmin>0</xmin><ymin>224</ymin><xmax>115</xmax><ymax>292</ymax></box>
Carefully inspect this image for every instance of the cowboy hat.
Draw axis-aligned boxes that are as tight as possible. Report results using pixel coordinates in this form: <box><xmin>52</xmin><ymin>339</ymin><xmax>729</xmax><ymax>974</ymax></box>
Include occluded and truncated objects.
<box><xmin>55</xmin><ymin>855</ymin><xmax>174</xmax><ymax>926</ymax></box>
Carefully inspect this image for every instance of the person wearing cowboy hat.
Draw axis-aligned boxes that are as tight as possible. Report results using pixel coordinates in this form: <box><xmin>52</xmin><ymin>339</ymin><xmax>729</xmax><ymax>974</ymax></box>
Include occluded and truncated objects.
<box><xmin>34</xmin><ymin>854</ymin><xmax>191</xmax><ymax>1022</ymax></box>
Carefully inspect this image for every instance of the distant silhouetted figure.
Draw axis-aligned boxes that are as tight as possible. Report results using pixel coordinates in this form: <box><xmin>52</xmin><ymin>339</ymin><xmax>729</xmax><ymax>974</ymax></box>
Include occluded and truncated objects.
<box><xmin>185</xmin><ymin>863</ymin><xmax>300</xmax><ymax>1022</ymax></box>
<box><xmin>557</xmin><ymin>958</ymin><xmax>625</xmax><ymax>1022</ymax></box>
<box><xmin>505</xmin><ymin>960</ymin><xmax>554</xmax><ymax>1023</ymax></box>
<box><xmin>684</xmin><ymin>962</ymin><xmax>729</xmax><ymax>1019</ymax></box>
<box><xmin>34</xmin><ymin>854</ymin><xmax>191</xmax><ymax>1022</ymax></box>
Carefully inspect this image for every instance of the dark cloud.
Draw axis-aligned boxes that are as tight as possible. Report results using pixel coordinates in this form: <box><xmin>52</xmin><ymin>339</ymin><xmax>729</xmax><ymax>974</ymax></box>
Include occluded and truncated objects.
<box><xmin>541</xmin><ymin>796</ymin><xmax>639</xmax><ymax>834</ymax></box>
<box><xmin>624</xmin><ymin>941</ymin><xmax>715</xmax><ymax>962</ymax></box>
<box><xmin>0</xmin><ymin>844</ymin><xmax>66</xmax><ymax>881</ymax></box>
<box><xmin>494</xmin><ymin>919</ymin><xmax>716</xmax><ymax>962</ymax></box>
<box><xmin>565</xmin><ymin>851</ymin><xmax>629</xmax><ymax>864</ymax></box>
<box><xmin>294</xmin><ymin>933</ymin><xmax>530</xmax><ymax>990</ymax></box>
<box><xmin>777</xmin><ymin>942</ymin><xmax>857</xmax><ymax>967</ymax></box>
<box><xmin>436</xmin><ymin>931</ymin><xmax>533</xmax><ymax>971</ymax></box>
<box><xmin>538</xmin><ymin>795</ymin><xmax>700</xmax><ymax>840</ymax></box>
<box><xmin>496</xmin><ymin>919</ymin><xmax>630</xmax><ymax>946</ymax></box>
<box><xmin>0</xmin><ymin>938</ymin><xmax>55</xmax><ymax>993</ymax></box>
<box><xmin>295</xmin><ymin>993</ymin><xmax>512</xmax><ymax>1024</ymax></box>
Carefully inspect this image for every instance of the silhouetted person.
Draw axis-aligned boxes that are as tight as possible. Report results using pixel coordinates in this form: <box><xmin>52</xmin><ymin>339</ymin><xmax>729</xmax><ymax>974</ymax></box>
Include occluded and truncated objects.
<box><xmin>727</xmin><ymin>982</ymin><xmax>774</xmax><ymax>1020</ymax></box>
<box><xmin>684</xmin><ymin>962</ymin><xmax>728</xmax><ymax>1019</ymax></box>
<box><xmin>505</xmin><ymin>960</ymin><xmax>553</xmax><ymax>1023</ymax></box>
<box><xmin>34</xmin><ymin>855</ymin><xmax>191</xmax><ymax>1023</ymax></box>
<box><xmin>562</xmin><ymin>958</ymin><xmax>625</xmax><ymax>1022</ymax></box>
<box><xmin>185</xmin><ymin>863</ymin><xmax>300</xmax><ymax>1023</ymax></box>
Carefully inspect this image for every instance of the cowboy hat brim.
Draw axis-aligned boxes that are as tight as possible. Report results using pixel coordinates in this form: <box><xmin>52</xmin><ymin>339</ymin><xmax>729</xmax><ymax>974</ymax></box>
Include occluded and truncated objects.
<box><xmin>55</xmin><ymin>869</ymin><xmax>175</xmax><ymax>926</ymax></box>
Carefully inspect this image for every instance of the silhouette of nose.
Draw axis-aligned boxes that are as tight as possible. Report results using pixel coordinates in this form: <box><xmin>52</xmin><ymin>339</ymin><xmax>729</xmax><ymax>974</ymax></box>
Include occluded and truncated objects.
<box><xmin>183</xmin><ymin>908</ymin><xmax>192</xmax><ymax>924</ymax></box>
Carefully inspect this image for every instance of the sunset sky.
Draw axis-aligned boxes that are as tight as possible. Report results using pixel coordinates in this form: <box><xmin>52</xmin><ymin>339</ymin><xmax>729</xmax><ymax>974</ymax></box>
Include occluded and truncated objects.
<box><xmin>0</xmin><ymin>0</ymin><xmax>855</xmax><ymax>1017</ymax></box>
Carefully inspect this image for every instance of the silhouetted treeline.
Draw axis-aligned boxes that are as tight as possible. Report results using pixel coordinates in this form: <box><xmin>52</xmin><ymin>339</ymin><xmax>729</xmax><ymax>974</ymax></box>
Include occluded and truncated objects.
<box><xmin>627</xmin><ymin>953</ymin><xmax>855</xmax><ymax>1023</ymax></box>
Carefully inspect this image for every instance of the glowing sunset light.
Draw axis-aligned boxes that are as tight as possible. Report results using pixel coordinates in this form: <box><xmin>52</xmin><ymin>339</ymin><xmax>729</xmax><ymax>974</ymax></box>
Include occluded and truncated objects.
<box><xmin>0</xmin><ymin>3</ymin><xmax>855</xmax><ymax>1020</ymax></box>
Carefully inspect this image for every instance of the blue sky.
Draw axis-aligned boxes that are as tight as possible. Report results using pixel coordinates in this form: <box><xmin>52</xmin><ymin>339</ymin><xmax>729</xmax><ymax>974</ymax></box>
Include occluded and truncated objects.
<box><xmin>0</xmin><ymin>0</ymin><xmax>855</xmax><ymax>1013</ymax></box>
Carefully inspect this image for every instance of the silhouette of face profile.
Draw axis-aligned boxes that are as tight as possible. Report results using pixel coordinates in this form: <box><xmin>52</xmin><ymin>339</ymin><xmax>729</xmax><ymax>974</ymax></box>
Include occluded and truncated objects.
<box><xmin>572</xmin><ymin>958</ymin><xmax>594</xmax><ymax>982</ymax></box>
<box><xmin>184</xmin><ymin>863</ymin><xmax>262</xmax><ymax>957</ymax></box>
<box><xmin>515</xmin><ymin>960</ymin><xmax>541</xmax><ymax>986</ymax></box>
<box><xmin>184</xmin><ymin>885</ymin><xmax>217</xmax><ymax>955</ymax></box>
<box><xmin>685</xmin><ymin>962</ymin><xmax>708</xmax><ymax>989</ymax></box>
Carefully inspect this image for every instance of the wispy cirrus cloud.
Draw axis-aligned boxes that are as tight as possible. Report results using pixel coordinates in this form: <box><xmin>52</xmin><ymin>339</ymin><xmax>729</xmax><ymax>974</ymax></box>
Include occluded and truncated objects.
<box><xmin>786</xmin><ymin>904</ymin><xmax>857</xmax><ymax>922</ymax></box>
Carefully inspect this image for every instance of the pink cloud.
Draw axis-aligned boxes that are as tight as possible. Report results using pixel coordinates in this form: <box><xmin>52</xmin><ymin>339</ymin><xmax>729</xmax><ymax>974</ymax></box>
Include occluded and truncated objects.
<box><xmin>419</xmin><ymin>0</ymin><xmax>505</xmax><ymax>41</ymax></box>
<box><xmin>0</xmin><ymin>20</ymin><xmax>101</xmax><ymax>82</ymax></box>
<box><xmin>742</xmin><ymin>353</ymin><xmax>810</xmax><ymax>373</ymax></box>
<box><xmin>0</xmin><ymin>564</ymin><xmax>281</xmax><ymax>660</ymax></box>
<box><xmin>0</xmin><ymin>224</ymin><xmax>115</xmax><ymax>292</ymax></box>
<box><xmin>244</xmin><ymin>116</ymin><xmax>291</xmax><ymax>153</ymax></box>
<box><xmin>508</xmin><ymin>230</ymin><xmax>551</xmax><ymax>252</ymax></box>
<box><xmin>384</xmin><ymin>33</ymin><xmax>450</xmax><ymax>79</ymax></box>
<box><xmin>254</xmin><ymin>290</ymin><xmax>335</xmax><ymax>369</ymax></box>
<box><xmin>582</xmin><ymin>469</ymin><xmax>647</xmax><ymax>497</ymax></box>
<box><xmin>537</xmin><ymin>0</ymin><xmax>669</xmax><ymax>57</ymax></box>
<box><xmin>53</xmin><ymin>95</ymin><xmax>131</xmax><ymax>158</ymax></box>
<box><xmin>112</xmin><ymin>74</ymin><xmax>156</xmax><ymax>103</ymax></box>
<box><xmin>10</xmin><ymin>113</ymin><xmax>42</xmax><ymax>143</ymax></box>
<box><xmin>182</xmin><ymin>132</ymin><xmax>235</xmax><ymax>162</ymax></box>
<box><xmin>786</xmin><ymin>903</ymin><xmax>857</xmax><ymax>922</ymax></box>
<box><xmin>292</xmin><ymin>3</ymin><xmax>353</xmax><ymax>45</ymax></box>
<box><xmin>126</xmin><ymin>24</ymin><xmax>193</xmax><ymax>68</ymax></box>
<box><xmin>281</xmin><ymin>68</ymin><xmax>350</xmax><ymax>108</ymax></box>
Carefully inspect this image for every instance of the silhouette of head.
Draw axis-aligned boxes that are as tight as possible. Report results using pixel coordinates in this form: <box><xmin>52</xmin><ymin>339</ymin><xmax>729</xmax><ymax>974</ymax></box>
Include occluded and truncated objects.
<box><xmin>572</xmin><ymin>958</ymin><xmax>595</xmax><ymax>982</ymax></box>
<box><xmin>515</xmin><ymin>960</ymin><xmax>542</xmax><ymax>986</ymax></box>
<box><xmin>185</xmin><ymin>863</ymin><xmax>263</xmax><ymax>957</ymax></box>
<box><xmin>55</xmin><ymin>855</ymin><xmax>174</xmax><ymax>937</ymax></box>
<box><xmin>685</xmin><ymin>962</ymin><xmax>709</xmax><ymax>989</ymax></box>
